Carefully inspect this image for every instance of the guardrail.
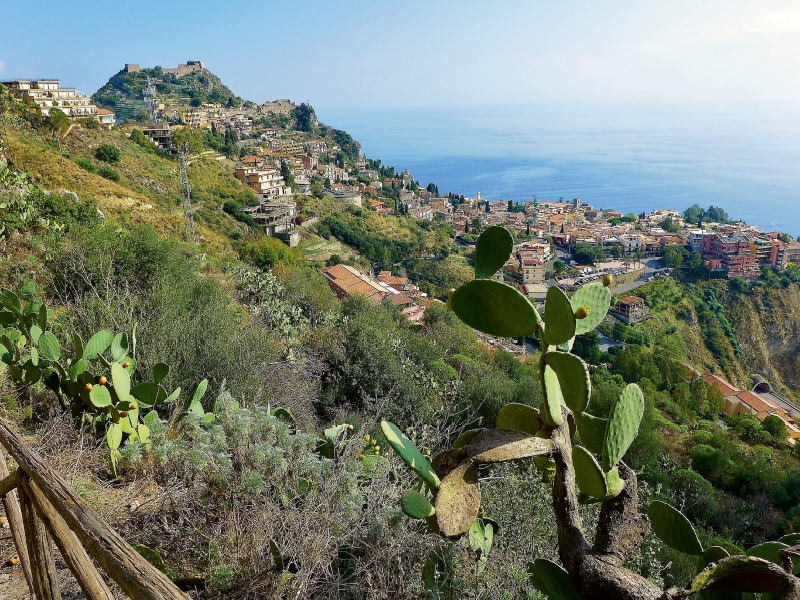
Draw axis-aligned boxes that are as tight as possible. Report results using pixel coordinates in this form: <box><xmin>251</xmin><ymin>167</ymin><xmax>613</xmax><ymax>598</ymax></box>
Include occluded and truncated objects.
<box><xmin>0</xmin><ymin>419</ymin><xmax>187</xmax><ymax>600</ymax></box>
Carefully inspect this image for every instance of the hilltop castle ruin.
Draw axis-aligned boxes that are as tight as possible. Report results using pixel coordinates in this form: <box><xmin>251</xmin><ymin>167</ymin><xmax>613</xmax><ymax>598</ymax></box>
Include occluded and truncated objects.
<box><xmin>124</xmin><ymin>61</ymin><xmax>205</xmax><ymax>78</ymax></box>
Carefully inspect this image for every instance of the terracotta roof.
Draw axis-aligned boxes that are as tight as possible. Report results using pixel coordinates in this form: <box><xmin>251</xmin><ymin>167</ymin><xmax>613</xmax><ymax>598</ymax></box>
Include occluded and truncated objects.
<box><xmin>321</xmin><ymin>264</ymin><xmax>387</xmax><ymax>300</ymax></box>
<box><xmin>389</xmin><ymin>293</ymin><xmax>413</xmax><ymax>306</ymax></box>
<box><xmin>617</xmin><ymin>296</ymin><xmax>644</xmax><ymax>306</ymax></box>
<box><xmin>96</xmin><ymin>108</ymin><xmax>115</xmax><ymax>115</ymax></box>
<box><xmin>736</xmin><ymin>390</ymin><xmax>782</xmax><ymax>415</ymax></box>
<box><xmin>703</xmin><ymin>374</ymin><xmax>740</xmax><ymax>396</ymax></box>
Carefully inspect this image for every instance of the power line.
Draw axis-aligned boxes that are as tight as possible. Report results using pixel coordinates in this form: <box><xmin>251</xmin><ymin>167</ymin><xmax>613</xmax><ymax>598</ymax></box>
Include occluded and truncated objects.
<box><xmin>178</xmin><ymin>145</ymin><xmax>197</xmax><ymax>245</ymax></box>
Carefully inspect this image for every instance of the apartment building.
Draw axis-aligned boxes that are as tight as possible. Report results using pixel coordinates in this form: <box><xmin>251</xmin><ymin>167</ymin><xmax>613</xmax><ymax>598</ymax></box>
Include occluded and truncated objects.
<box><xmin>234</xmin><ymin>167</ymin><xmax>291</xmax><ymax>199</ymax></box>
<box><xmin>2</xmin><ymin>79</ymin><xmax>98</xmax><ymax>118</ymax></box>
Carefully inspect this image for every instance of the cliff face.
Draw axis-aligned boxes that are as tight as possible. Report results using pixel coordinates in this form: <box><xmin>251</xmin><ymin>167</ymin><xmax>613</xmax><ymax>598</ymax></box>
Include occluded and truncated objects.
<box><xmin>720</xmin><ymin>285</ymin><xmax>800</xmax><ymax>398</ymax></box>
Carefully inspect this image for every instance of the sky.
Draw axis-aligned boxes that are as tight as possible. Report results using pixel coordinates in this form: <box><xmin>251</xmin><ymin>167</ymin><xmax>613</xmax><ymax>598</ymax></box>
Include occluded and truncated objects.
<box><xmin>2</xmin><ymin>0</ymin><xmax>800</xmax><ymax>110</ymax></box>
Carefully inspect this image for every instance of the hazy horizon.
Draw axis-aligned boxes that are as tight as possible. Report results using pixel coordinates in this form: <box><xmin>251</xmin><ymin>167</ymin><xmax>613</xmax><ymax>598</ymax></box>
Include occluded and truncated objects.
<box><xmin>3</xmin><ymin>1</ymin><xmax>800</xmax><ymax>112</ymax></box>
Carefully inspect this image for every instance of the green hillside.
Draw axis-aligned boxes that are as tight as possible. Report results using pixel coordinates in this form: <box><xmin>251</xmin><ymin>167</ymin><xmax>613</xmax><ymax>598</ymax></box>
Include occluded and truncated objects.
<box><xmin>4</xmin><ymin>81</ymin><xmax>800</xmax><ymax>598</ymax></box>
<box><xmin>93</xmin><ymin>65</ymin><xmax>246</xmax><ymax>122</ymax></box>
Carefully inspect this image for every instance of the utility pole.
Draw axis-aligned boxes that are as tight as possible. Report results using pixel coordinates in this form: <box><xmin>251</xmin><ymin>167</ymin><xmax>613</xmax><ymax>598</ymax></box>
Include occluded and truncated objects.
<box><xmin>178</xmin><ymin>143</ymin><xmax>197</xmax><ymax>245</ymax></box>
<box><xmin>144</xmin><ymin>78</ymin><xmax>158</xmax><ymax>123</ymax></box>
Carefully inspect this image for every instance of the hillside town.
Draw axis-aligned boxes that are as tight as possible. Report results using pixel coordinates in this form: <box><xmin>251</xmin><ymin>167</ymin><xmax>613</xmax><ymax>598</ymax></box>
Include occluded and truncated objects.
<box><xmin>5</xmin><ymin>70</ymin><xmax>799</xmax><ymax>341</ymax></box>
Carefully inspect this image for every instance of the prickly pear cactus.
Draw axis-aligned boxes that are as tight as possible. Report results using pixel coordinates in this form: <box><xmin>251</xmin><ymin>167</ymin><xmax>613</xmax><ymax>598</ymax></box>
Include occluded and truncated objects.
<box><xmin>0</xmin><ymin>283</ymin><xmax>213</xmax><ymax>476</ymax></box>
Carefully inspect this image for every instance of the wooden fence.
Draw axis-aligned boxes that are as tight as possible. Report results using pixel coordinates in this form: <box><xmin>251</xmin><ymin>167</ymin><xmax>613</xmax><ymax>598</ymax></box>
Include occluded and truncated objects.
<box><xmin>0</xmin><ymin>419</ymin><xmax>187</xmax><ymax>600</ymax></box>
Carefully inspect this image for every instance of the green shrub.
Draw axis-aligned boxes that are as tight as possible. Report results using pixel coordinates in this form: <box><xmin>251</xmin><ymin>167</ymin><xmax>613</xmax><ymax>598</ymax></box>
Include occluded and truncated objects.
<box><xmin>98</xmin><ymin>166</ymin><xmax>120</xmax><ymax>181</ymax></box>
<box><xmin>129</xmin><ymin>128</ymin><xmax>154</xmax><ymax>150</ymax></box>
<box><xmin>80</xmin><ymin>117</ymin><xmax>100</xmax><ymax>130</ymax></box>
<box><xmin>75</xmin><ymin>158</ymin><xmax>97</xmax><ymax>173</ymax></box>
<box><xmin>30</xmin><ymin>189</ymin><xmax>100</xmax><ymax>231</ymax></box>
<box><xmin>95</xmin><ymin>143</ymin><xmax>121</xmax><ymax>164</ymax></box>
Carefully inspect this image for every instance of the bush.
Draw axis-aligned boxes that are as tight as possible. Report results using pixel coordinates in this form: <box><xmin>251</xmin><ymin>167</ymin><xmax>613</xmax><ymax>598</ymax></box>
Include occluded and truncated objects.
<box><xmin>75</xmin><ymin>158</ymin><xmax>96</xmax><ymax>173</ymax></box>
<box><xmin>80</xmin><ymin>117</ymin><xmax>100</xmax><ymax>130</ymax></box>
<box><xmin>98</xmin><ymin>166</ymin><xmax>120</xmax><ymax>181</ymax></box>
<box><xmin>240</xmin><ymin>236</ymin><xmax>297</xmax><ymax>269</ymax></box>
<box><xmin>129</xmin><ymin>128</ymin><xmax>154</xmax><ymax>150</ymax></box>
<box><xmin>30</xmin><ymin>189</ymin><xmax>100</xmax><ymax>231</ymax></box>
<box><xmin>94</xmin><ymin>143</ymin><xmax>121</xmax><ymax>164</ymax></box>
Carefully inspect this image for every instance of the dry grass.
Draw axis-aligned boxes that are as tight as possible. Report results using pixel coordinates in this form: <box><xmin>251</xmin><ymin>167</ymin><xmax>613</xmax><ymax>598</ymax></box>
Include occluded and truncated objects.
<box><xmin>6</xmin><ymin>126</ymin><xmax>242</xmax><ymax>257</ymax></box>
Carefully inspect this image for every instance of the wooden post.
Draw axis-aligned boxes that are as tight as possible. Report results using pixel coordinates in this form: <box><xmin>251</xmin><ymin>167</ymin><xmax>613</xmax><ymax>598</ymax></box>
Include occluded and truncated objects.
<box><xmin>18</xmin><ymin>480</ymin><xmax>61</xmax><ymax>600</ymax></box>
<box><xmin>0</xmin><ymin>468</ymin><xmax>21</xmax><ymax>497</ymax></box>
<box><xmin>23</xmin><ymin>478</ymin><xmax>115</xmax><ymax>600</ymax></box>
<box><xmin>0</xmin><ymin>452</ymin><xmax>33</xmax><ymax>594</ymax></box>
<box><xmin>0</xmin><ymin>420</ymin><xmax>187</xmax><ymax>600</ymax></box>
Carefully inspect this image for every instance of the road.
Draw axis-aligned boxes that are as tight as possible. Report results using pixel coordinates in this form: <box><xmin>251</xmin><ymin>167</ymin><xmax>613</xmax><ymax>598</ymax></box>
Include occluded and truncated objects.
<box><xmin>761</xmin><ymin>390</ymin><xmax>800</xmax><ymax>420</ymax></box>
<box><xmin>610</xmin><ymin>258</ymin><xmax>669</xmax><ymax>295</ymax></box>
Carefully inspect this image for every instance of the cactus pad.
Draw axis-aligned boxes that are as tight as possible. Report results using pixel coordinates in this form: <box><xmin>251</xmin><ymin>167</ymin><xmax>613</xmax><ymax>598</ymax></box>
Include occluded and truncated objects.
<box><xmin>110</xmin><ymin>333</ymin><xmax>128</xmax><ymax>362</ymax></box>
<box><xmin>37</xmin><ymin>331</ymin><xmax>59</xmax><ymax>362</ymax></box>
<box><xmin>686</xmin><ymin>555</ymin><xmax>790</xmax><ymax>595</ymax></box>
<box><xmin>435</xmin><ymin>458</ymin><xmax>481</xmax><ymax>537</ymax></box>
<box><xmin>475</xmin><ymin>226</ymin><xmax>514</xmax><ymax>279</ymax></box>
<box><xmin>452</xmin><ymin>428</ymin><xmax>484</xmax><ymax>448</ymax></box>
<box><xmin>572</xmin><ymin>445</ymin><xmax>608</xmax><ymax>498</ymax></box>
<box><xmin>747</xmin><ymin>541</ymin><xmax>789</xmax><ymax>566</ymax></box>
<box><xmin>527</xmin><ymin>558</ymin><xmax>582</xmax><ymax>600</ymax></box>
<box><xmin>402</xmin><ymin>492</ymin><xmax>435</xmax><ymax>519</ymax></box>
<box><xmin>381</xmin><ymin>420</ymin><xmax>440</xmax><ymax>489</ymax></box>
<box><xmin>83</xmin><ymin>330</ymin><xmax>113</xmax><ymax>360</ymax></box>
<box><xmin>541</xmin><ymin>365</ymin><xmax>564</xmax><ymax>426</ymax></box>
<box><xmin>543</xmin><ymin>286</ymin><xmax>576</xmax><ymax>346</ymax></box>
<box><xmin>496</xmin><ymin>403</ymin><xmax>542</xmax><ymax>435</ymax></box>
<box><xmin>696</xmin><ymin>546</ymin><xmax>730</xmax><ymax>573</ymax></box>
<box><xmin>465</xmin><ymin>428</ymin><xmax>552</xmax><ymax>463</ymax></box>
<box><xmin>602</xmin><ymin>383</ymin><xmax>644</xmax><ymax>471</ymax></box>
<box><xmin>106</xmin><ymin>422</ymin><xmax>122</xmax><ymax>451</ymax></box>
<box><xmin>451</xmin><ymin>279</ymin><xmax>541</xmax><ymax>338</ymax></box>
<box><xmin>432</xmin><ymin>448</ymin><xmax>468</xmax><ymax>478</ymax></box>
<box><xmin>571</xmin><ymin>282</ymin><xmax>611</xmax><ymax>335</ymax></box>
<box><xmin>648</xmin><ymin>500</ymin><xmax>703</xmax><ymax>556</ymax></box>
<box><xmin>545</xmin><ymin>352</ymin><xmax>591</xmax><ymax>413</ymax></box>
<box><xmin>89</xmin><ymin>385</ymin><xmax>112</xmax><ymax>408</ymax></box>
<box><xmin>574</xmin><ymin>412</ymin><xmax>607</xmax><ymax>455</ymax></box>
<box><xmin>779</xmin><ymin>533</ymin><xmax>800</xmax><ymax>545</ymax></box>
<box><xmin>111</xmin><ymin>362</ymin><xmax>131</xmax><ymax>399</ymax></box>
<box><xmin>604</xmin><ymin>467</ymin><xmax>625</xmax><ymax>497</ymax></box>
<box><xmin>152</xmin><ymin>362</ymin><xmax>169</xmax><ymax>384</ymax></box>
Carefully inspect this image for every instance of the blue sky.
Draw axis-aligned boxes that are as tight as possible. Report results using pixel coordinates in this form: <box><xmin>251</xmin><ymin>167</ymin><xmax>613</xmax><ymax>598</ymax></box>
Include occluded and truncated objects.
<box><xmin>2</xmin><ymin>0</ymin><xmax>799</xmax><ymax>109</ymax></box>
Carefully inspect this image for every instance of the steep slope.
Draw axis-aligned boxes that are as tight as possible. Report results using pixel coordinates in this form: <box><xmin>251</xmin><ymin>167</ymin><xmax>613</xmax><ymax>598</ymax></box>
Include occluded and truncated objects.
<box><xmin>723</xmin><ymin>285</ymin><xmax>800</xmax><ymax>397</ymax></box>
<box><xmin>5</xmin><ymin>123</ymin><xmax>252</xmax><ymax>255</ymax></box>
<box><xmin>93</xmin><ymin>65</ymin><xmax>245</xmax><ymax>122</ymax></box>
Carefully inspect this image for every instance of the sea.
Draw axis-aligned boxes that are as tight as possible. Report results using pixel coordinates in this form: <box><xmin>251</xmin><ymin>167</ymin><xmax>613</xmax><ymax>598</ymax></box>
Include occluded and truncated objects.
<box><xmin>318</xmin><ymin>103</ymin><xmax>800</xmax><ymax>236</ymax></box>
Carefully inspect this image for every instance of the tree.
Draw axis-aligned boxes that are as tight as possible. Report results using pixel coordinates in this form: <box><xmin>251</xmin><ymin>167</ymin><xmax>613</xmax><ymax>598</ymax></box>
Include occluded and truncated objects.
<box><xmin>763</xmin><ymin>414</ymin><xmax>788</xmax><ymax>440</ymax></box>
<box><xmin>171</xmin><ymin>127</ymin><xmax>204</xmax><ymax>155</ymax></box>
<box><xmin>291</xmin><ymin>103</ymin><xmax>316</xmax><ymax>132</ymax></box>
<box><xmin>48</xmin><ymin>108</ymin><xmax>71</xmax><ymax>162</ymax></box>
<box><xmin>572</xmin><ymin>243</ymin><xmax>605</xmax><ymax>265</ymax></box>
<box><xmin>281</xmin><ymin>161</ymin><xmax>296</xmax><ymax>192</ymax></box>
<box><xmin>94</xmin><ymin>142</ymin><xmax>121</xmax><ymax>164</ymax></box>
<box><xmin>663</xmin><ymin>246</ymin><xmax>688</xmax><ymax>269</ymax></box>
<box><xmin>684</xmin><ymin>204</ymin><xmax>705</xmax><ymax>224</ymax></box>
<box><xmin>553</xmin><ymin>260</ymin><xmax>566</xmax><ymax>274</ymax></box>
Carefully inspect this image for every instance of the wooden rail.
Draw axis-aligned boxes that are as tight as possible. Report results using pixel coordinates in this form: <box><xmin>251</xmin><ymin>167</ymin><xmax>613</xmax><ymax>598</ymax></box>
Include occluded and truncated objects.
<box><xmin>0</xmin><ymin>419</ymin><xmax>188</xmax><ymax>600</ymax></box>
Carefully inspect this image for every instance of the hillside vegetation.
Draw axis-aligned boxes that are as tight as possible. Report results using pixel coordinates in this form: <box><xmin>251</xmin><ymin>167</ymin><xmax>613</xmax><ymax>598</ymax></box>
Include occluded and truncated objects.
<box><xmin>93</xmin><ymin>66</ymin><xmax>245</xmax><ymax>122</ymax></box>
<box><xmin>4</xmin><ymin>87</ymin><xmax>800</xmax><ymax>599</ymax></box>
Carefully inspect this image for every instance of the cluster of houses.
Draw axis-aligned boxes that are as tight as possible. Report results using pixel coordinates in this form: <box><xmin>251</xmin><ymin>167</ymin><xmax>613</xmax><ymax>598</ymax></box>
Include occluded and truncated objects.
<box><xmin>319</xmin><ymin>264</ymin><xmax>427</xmax><ymax>322</ymax></box>
<box><xmin>688</xmin><ymin>228</ymin><xmax>800</xmax><ymax>278</ymax></box>
<box><xmin>1</xmin><ymin>79</ymin><xmax>116</xmax><ymax>126</ymax></box>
